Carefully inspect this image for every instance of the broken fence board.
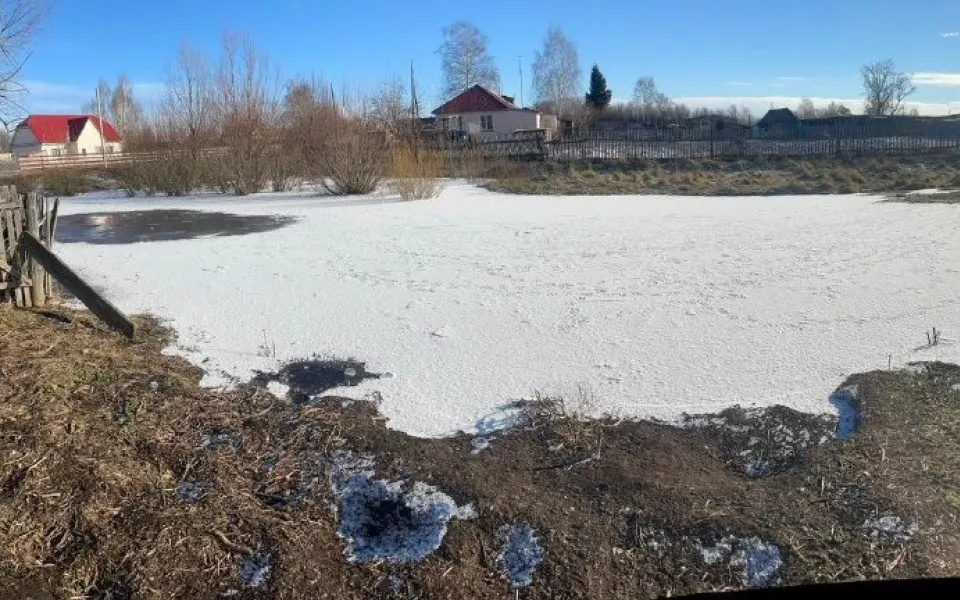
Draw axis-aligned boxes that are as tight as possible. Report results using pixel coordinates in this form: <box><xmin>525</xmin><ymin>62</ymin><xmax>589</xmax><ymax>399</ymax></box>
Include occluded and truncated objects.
<box><xmin>9</xmin><ymin>208</ymin><xmax>25</xmax><ymax>307</ymax></box>
<box><xmin>25</xmin><ymin>194</ymin><xmax>45</xmax><ymax>307</ymax></box>
<box><xmin>18</xmin><ymin>231</ymin><xmax>136</xmax><ymax>338</ymax></box>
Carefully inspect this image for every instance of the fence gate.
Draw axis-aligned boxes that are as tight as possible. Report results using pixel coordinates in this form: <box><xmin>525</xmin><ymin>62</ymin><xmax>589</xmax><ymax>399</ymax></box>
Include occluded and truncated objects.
<box><xmin>0</xmin><ymin>185</ymin><xmax>58</xmax><ymax>307</ymax></box>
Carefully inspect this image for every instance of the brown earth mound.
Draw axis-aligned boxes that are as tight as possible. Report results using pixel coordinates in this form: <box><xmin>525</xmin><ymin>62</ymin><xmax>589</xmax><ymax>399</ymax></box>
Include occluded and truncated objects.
<box><xmin>0</xmin><ymin>306</ymin><xmax>958</xmax><ymax>599</ymax></box>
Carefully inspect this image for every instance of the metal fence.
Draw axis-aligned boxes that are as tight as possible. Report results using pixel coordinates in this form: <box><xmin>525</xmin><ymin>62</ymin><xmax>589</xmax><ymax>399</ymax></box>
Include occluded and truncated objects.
<box><xmin>439</xmin><ymin>124</ymin><xmax>960</xmax><ymax>161</ymax></box>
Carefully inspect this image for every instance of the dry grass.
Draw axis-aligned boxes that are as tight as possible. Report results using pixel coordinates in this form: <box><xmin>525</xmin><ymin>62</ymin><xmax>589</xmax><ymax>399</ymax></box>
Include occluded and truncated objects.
<box><xmin>387</xmin><ymin>146</ymin><xmax>444</xmax><ymax>200</ymax></box>
<box><xmin>487</xmin><ymin>154</ymin><xmax>960</xmax><ymax>196</ymax></box>
<box><xmin>886</xmin><ymin>190</ymin><xmax>960</xmax><ymax>204</ymax></box>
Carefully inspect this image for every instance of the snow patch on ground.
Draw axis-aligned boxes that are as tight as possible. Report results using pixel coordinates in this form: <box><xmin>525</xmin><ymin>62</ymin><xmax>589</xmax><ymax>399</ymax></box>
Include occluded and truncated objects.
<box><xmin>239</xmin><ymin>548</ymin><xmax>271</xmax><ymax>589</ymax></box>
<box><xmin>496</xmin><ymin>523</ymin><xmax>544</xmax><ymax>588</ymax></box>
<box><xmin>470</xmin><ymin>437</ymin><xmax>491</xmax><ymax>454</ymax></box>
<box><xmin>864</xmin><ymin>516</ymin><xmax>918</xmax><ymax>541</ymax></box>
<box><xmin>829</xmin><ymin>386</ymin><xmax>861</xmax><ymax>441</ymax></box>
<box><xmin>329</xmin><ymin>452</ymin><xmax>475</xmax><ymax>563</ymax></box>
<box><xmin>697</xmin><ymin>536</ymin><xmax>784</xmax><ymax>588</ymax></box>
<box><xmin>57</xmin><ymin>186</ymin><xmax>960</xmax><ymax>437</ymax></box>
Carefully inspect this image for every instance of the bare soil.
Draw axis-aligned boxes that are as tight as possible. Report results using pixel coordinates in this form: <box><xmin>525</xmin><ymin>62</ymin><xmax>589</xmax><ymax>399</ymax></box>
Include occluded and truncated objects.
<box><xmin>1</xmin><ymin>306</ymin><xmax>959</xmax><ymax>599</ymax></box>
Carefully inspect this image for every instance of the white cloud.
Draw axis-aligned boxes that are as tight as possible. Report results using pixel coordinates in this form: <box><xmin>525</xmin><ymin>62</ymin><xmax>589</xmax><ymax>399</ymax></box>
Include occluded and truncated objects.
<box><xmin>941</xmin><ymin>32</ymin><xmax>959</xmax><ymax>38</ymax></box>
<box><xmin>725</xmin><ymin>81</ymin><xmax>754</xmax><ymax>87</ymax></box>
<box><xmin>767</xmin><ymin>83</ymin><xmax>787</xmax><ymax>88</ymax></box>
<box><xmin>777</xmin><ymin>76</ymin><xmax>809</xmax><ymax>81</ymax></box>
<box><xmin>673</xmin><ymin>95</ymin><xmax>960</xmax><ymax>116</ymax></box>
<box><xmin>912</xmin><ymin>72</ymin><xmax>960</xmax><ymax>86</ymax></box>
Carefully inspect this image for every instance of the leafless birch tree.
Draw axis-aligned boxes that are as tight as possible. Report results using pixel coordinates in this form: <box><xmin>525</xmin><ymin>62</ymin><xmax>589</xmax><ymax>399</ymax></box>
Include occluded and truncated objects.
<box><xmin>438</xmin><ymin>21</ymin><xmax>500</xmax><ymax>98</ymax></box>
<box><xmin>531</xmin><ymin>26</ymin><xmax>582</xmax><ymax>119</ymax></box>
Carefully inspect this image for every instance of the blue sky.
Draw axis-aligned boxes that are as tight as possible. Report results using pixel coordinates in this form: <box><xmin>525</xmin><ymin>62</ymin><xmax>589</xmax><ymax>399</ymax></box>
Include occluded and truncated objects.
<box><xmin>20</xmin><ymin>0</ymin><xmax>960</xmax><ymax>116</ymax></box>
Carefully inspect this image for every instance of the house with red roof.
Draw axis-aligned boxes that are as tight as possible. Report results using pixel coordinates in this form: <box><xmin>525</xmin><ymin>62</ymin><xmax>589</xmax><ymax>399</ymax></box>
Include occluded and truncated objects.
<box><xmin>10</xmin><ymin>115</ymin><xmax>123</xmax><ymax>159</ymax></box>
<box><xmin>432</xmin><ymin>85</ymin><xmax>558</xmax><ymax>139</ymax></box>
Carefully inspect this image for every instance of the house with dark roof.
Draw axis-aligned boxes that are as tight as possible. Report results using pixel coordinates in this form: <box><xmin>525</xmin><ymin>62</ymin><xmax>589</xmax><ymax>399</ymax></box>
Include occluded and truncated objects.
<box><xmin>10</xmin><ymin>114</ymin><xmax>123</xmax><ymax>159</ymax></box>
<box><xmin>432</xmin><ymin>85</ymin><xmax>555</xmax><ymax>139</ymax></box>
<box><xmin>757</xmin><ymin>108</ymin><xmax>799</xmax><ymax>132</ymax></box>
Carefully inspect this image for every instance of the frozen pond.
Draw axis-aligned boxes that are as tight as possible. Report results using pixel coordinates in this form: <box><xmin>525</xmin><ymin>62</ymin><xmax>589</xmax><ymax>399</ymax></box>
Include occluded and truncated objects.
<box><xmin>56</xmin><ymin>184</ymin><xmax>960</xmax><ymax>437</ymax></box>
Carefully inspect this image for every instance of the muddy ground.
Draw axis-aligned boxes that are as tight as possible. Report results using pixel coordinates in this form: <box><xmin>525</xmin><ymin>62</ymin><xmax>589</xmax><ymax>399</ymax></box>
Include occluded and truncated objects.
<box><xmin>0</xmin><ymin>306</ymin><xmax>958</xmax><ymax>599</ymax></box>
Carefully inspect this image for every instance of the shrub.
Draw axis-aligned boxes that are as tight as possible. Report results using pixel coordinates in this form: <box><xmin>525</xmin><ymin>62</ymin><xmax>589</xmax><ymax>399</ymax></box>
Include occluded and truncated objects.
<box><xmin>387</xmin><ymin>146</ymin><xmax>443</xmax><ymax>200</ymax></box>
<box><xmin>319</xmin><ymin>123</ymin><xmax>386</xmax><ymax>196</ymax></box>
<box><xmin>39</xmin><ymin>171</ymin><xmax>102</xmax><ymax>197</ymax></box>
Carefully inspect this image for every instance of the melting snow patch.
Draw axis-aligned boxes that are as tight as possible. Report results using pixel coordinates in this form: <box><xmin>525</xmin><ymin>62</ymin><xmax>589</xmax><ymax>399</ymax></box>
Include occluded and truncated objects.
<box><xmin>239</xmin><ymin>548</ymin><xmax>271</xmax><ymax>589</ymax></box>
<box><xmin>330</xmin><ymin>452</ymin><xmax>475</xmax><ymax>563</ymax></box>
<box><xmin>864</xmin><ymin>516</ymin><xmax>918</xmax><ymax>542</ymax></box>
<box><xmin>265</xmin><ymin>380</ymin><xmax>289</xmax><ymax>399</ymax></box>
<box><xmin>681</xmin><ymin>406</ymin><xmax>834</xmax><ymax>477</ymax></box>
<box><xmin>473</xmin><ymin>402</ymin><xmax>529</xmax><ymax>436</ymax></box>
<box><xmin>697</xmin><ymin>536</ymin><xmax>783</xmax><ymax>588</ymax></box>
<box><xmin>497</xmin><ymin>524</ymin><xmax>544</xmax><ymax>588</ymax></box>
<box><xmin>829</xmin><ymin>386</ymin><xmax>861</xmax><ymax>441</ymax></box>
<box><xmin>470</xmin><ymin>437</ymin><xmax>491</xmax><ymax>454</ymax></box>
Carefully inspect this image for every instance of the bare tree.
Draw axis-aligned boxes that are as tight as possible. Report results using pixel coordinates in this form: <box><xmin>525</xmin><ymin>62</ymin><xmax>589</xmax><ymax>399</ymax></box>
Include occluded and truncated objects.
<box><xmin>861</xmin><ymin>59</ymin><xmax>915</xmax><ymax>116</ymax></box>
<box><xmin>531</xmin><ymin>26</ymin><xmax>582</xmax><ymax>119</ymax></box>
<box><xmin>214</xmin><ymin>33</ymin><xmax>281</xmax><ymax>195</ymax></box>
<box><xmin>110</xmin><ymin>75</ymin><xmax>142</xmax><ymax>138</ymax></box>
<box><xmin>822</xmin><ymin>101</ymin><xmax>851</xmax><ymax>117</ymax></box>
<box><xmin>369</xmin><ymin>77</ymin><xmax>408</xmax><ymax>136</ymax></box>
<box><xmin>630</xmin><ymin>77</ymin><xmax>673</xmax><ymax>124</ymax></box>
<box><xmin>84</xmin><ymin>75</ymin><xmax>143</xmax><ymax>137</ymax></box>
<box><xmin>795</xmin><ymin>97</ymin><xmax>817</xmax><ymax>119</ymax></box>
<box><xmin>0</xmin><ymin>0</ymin><xmax>44</xmax><ymax>126</ymax></box>
<box><xmin>166</xmin><ymin>42</ymin><xmax>214</xmax><ymax>158</ymax></box>
<box><xmin>438</xmin><ymin>22</ymin><xmax>500</xmax><ymax>99</ymax></box>
<box><xmin>82</xmin><ymin>79</ymin><xmax>112</xmax><ymax>115</ymax></box>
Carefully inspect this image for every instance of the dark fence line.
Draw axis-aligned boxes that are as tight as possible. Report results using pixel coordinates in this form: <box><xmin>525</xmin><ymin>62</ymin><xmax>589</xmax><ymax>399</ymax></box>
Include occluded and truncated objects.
<box><xmin>432</xmin><ymin>125</ymin><xmax>960</xmax><ymax>161</ymax></box>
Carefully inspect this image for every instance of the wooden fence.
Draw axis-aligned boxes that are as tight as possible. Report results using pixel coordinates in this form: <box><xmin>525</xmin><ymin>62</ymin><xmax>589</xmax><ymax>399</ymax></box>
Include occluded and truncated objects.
<box><xmin>16</xmin><ymin>152</ymin><xmax>137</xmax><ymax>173</ymax></box>
<box><xmin>14</xmin><ymin>147</ymin><xmax>229</xmax><ymax>174</ymax></box>
<box><xmin>0</xmin><ymin>185</ymin><xmax>58</xmax><ymax>307</ymax></box>
<box><xmin>440</xmin><ymin>125</ymin><xmax>960</xmax><ymax>162</ymax></box>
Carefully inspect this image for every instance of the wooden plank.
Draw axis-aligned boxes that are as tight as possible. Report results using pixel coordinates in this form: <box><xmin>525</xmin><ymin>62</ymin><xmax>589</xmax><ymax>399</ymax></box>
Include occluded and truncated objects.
<box><xmin>8</xmin><ymin>207</ymin><xmax>25</xmax><ymax>307</ymax></box>
<box><xmin>44</xmin><ymin>197</ymin><xmax>57</xmax><ymax>297</ymax></box>
<box><xmin>24</xmin><ymin>193</ymin><xmax>45</xmax><ymax>307</ymax></box>
<box><xmin>18</xmin><ymin>231</ymin><xmax>135</xmax><ymax>338</ymax></box>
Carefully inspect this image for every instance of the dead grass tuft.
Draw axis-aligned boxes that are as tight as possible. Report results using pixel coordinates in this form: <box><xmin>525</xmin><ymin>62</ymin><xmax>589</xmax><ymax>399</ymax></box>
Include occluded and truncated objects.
<box><xmin>387</xmin><ymin>146</ymin><xmax>444</xmax><ymax>200</ymax></box>
<box><xmin>486</xmin><ymin>154</ymin><xmax>960</xmax><ymax>197</ymax></box>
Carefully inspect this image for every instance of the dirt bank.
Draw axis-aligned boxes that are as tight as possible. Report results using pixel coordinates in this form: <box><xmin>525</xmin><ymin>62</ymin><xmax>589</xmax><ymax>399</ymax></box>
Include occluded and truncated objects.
<box><xmin>0</xmin><ymin>306</ymin><xmax>958</xmax><ymax>598</ymax></box>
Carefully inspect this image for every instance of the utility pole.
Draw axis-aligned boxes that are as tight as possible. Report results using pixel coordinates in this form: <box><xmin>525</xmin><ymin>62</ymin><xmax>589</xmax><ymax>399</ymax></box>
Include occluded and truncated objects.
<box><xmin>96</xmin><ymin>86</ymin><xmax>107</xmax><ymax>168</ymax></box>
<box><xmin>410</xmin><ymin>60</ymin><xmax>419</xmax><ymax>119</ymax></box>
<box><xmin>518</xmin><ymin>55</ymin><xmax>524</xmax><ymax>108</ymax></box>
<box><xmin>410</xmin><ymin>60</ymin><xmax>421</xmax><ymax>160</ymax></box>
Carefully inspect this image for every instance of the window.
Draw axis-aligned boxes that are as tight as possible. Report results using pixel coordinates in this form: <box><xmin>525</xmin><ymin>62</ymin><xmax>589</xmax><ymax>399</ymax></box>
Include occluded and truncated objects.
<box><xmin>480</xmin><ymin>114</ymin><xmax>494</xmax><ymax>131</ymax></box>
<box><xmin>49</xmin><ymin>148</ymin><xmax>61</xmax><ymax>157</ymax></box>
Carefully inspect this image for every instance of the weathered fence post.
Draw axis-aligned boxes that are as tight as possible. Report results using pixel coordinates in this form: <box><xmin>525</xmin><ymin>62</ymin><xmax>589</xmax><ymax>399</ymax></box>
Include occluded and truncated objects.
<box><xmin>24</xmin><ymin>192</ymin><xmax>45</xmax><ymax>307</ymax></box>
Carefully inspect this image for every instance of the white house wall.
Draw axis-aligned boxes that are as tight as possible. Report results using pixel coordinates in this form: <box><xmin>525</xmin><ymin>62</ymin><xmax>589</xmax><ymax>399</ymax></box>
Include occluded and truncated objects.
<box><xmin>453</xmin><ymin>110</ymin><xmax>541</xmax><ymax>138</ymax></box>
<box><xmin>74</xmin><ymin>121</ymin><xmax>122</xmax><ymax>154</ymax></box>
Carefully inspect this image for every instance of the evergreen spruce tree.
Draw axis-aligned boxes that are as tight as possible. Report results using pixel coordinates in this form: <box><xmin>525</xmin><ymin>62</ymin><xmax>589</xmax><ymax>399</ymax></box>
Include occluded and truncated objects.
<box><xmin>585</xmin><ymin>64</ymin><xmax>612</xmax><ymax>109</ymax></box>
